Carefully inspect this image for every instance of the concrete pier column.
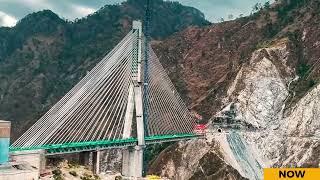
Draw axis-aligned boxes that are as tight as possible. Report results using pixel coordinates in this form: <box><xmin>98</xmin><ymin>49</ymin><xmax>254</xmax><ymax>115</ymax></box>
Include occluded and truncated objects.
<box><xmin>122</xmin><ymin>147</ymin><xmax>136</xmax><ymax>177</ymax></box>
<box><xmin>92</xmin><ymin>151</ymin><xmax>100</xmax><ymax>175</ymax></box>
<box><xmin>129</xmin><ymin>148</ymin><xmax>137</xmax><ymax>176</ymax></box>
<box><xmin>122</xmin><ymin>148</ymin><xmax>130</xmax><ymax>176</ymax></box>
<box><xmin>134</xmin><ymin>145</ymin><xmax>144</xmax><ymax>177</ymax></box>
<box><xmin>79</xmin><ymin>151</ymin><xmax>90</xmax><ymax>165</ymax></box>
<box><xmin>39</xmin><ymin>150</ymin><xmax>46</xmax><ymax>173</ymax></box>
<box><xmin>122</xmin><ymin>146</ymin><xmax>144</xmax><ymax>177</ymax></box>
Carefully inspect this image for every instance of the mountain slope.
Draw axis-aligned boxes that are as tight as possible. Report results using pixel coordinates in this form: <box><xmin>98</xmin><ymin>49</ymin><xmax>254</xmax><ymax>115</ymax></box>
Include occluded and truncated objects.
<box><xmin>1</xmin><ymin>0</ymin><xmax>320</xmax><ymax>179</ymax></box>
<box><xmin>149</xmin><ymin>0</ymin><xmax>320</xmax><ymax>179</ymax></box>
<box><xmin>0</xmin><ymin>0</ymin><xmax>209</xmax><ymax>141</ymax></box>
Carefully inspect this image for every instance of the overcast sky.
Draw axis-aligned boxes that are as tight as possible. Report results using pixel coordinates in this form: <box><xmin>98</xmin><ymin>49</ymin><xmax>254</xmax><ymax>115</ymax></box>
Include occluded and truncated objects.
<box><xmin>0</xmin><ymin>0</ymin><xmax>272</xmax><ymax>27</ymax></box>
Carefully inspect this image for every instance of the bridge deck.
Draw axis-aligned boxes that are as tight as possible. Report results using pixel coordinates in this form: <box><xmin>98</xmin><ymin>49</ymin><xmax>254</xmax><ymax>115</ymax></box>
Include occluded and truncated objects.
<box><xmin>10</xmin><ymin>134</ymin><xmax>203</xmax><ymax>155</ymax></box>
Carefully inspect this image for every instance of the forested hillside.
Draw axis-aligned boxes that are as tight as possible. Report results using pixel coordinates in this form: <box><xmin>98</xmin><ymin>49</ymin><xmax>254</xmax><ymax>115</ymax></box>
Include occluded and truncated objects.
<box><xmin>0</xmin><ymin>0</ymin><xmax>209</xmax><ymax>140</ymax></box>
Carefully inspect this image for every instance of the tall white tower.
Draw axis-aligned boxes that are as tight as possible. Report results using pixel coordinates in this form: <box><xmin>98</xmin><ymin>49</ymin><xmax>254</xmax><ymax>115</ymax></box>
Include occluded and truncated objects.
<box><xmin>122</xmin><ymin>20</ymin><xmax>145</xmax><ymax>178</ymax></box>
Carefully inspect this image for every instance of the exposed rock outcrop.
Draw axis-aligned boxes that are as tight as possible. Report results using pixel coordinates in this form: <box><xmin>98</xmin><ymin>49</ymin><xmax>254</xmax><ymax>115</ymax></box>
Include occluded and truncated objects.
<box><xmin>148</xmin><ymin>137</ymin><xmax>248</xmax><ymax>180</ymax></box>
<box><xmin>150</xmin><ymin>31</ymin><xmax>319</xmax><ymax>179</ymax></box>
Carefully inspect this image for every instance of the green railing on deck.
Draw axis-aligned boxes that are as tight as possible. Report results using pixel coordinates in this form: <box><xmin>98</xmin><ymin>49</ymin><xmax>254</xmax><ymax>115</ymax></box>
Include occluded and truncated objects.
<box><xmin>145</xmin><ymin>133</ymin><xmax>198</xmax><ymax>141</ymax></box>
<box><xmin>9</xmin><ymin>133</ymin><xmax>199</xmax><ymax>153</ymax></box>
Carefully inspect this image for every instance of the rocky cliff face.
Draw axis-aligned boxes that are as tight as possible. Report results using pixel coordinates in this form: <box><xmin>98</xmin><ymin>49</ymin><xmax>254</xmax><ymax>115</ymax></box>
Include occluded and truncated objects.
<box><xmin>227</xmin><ymin>38</ymin><xmax>319</xmax><ymax>174</ymax></box>
<box><xmin>148</xmin><ymin>138</ymin><xmax>247</xmax><ymax>180</ymax></box>
<box><xmin>150</xmin><ymin>32</ymin><xmax>319</xmax><ymax>180</ymax></box>
<box><xmin>150</xmin><ymin>0</ymin><xmax>320</xmax><ymax>179</ymax></box>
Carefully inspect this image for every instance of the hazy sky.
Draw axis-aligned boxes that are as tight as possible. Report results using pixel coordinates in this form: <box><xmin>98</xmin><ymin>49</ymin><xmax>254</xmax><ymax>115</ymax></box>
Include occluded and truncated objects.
<box><xmin>0</xmin><ymin>0</ymin><xmax>272</xmax><ymax>27</ymax></box>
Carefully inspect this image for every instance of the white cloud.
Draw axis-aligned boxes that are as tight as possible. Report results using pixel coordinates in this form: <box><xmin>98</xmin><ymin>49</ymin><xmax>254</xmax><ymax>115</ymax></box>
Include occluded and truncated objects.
<box><xmin>0</xmin><ymin>11</ymin><xmax>17</xmax><ymax>27</ymax></box>
<box><xmin>18</xmin><ymin>0</ymin><xmax>52</xmax><ymax>10</ymax></box>
<box><xmin>0</xmin><ymin>0</ymin><xmax>275</xmax><ymax>26</ymax></box>
<box><xmin>17</xmin><ymin>0</ymin><xmax>96</xmax><ymax>19</ymax></box>
<box><xmin>69</xmin><ymin>4</ymin><xmax>96</xmax><ymax>19</ymax></box>
<box><xmin>73</xmin><ymin>5</ymin><xmax>95</xmax><ymax>16</ymax></box>
<box><xmin>0</xmin><ymin>0</ymin><xmax>97</xmax><ymax>24</ymax></box>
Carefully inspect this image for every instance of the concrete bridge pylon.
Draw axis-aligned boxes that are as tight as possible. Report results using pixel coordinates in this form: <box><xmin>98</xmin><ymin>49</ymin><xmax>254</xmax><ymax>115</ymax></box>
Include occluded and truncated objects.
<box><xmin>122</xmin><ymin>20</ymin><xmax>145</xmax><ymax>178</ymax></box>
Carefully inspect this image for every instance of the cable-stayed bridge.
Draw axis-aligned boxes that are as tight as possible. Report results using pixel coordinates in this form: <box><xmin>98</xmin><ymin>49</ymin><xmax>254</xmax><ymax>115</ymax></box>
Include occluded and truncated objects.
<box><xmin>9</xmin><ymin>21</ymin><xmax>201</xmax><ymax>177</ymax></box>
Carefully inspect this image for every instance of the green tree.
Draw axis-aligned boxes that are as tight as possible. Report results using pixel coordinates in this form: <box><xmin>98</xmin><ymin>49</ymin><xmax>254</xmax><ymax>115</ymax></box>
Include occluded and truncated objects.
<box><xmin>264</xmin><ymin>1</ymin><xmax>270</xmax><ymax>9</ymax></box>
<box><xmin>252</xmin><ymin>3</ymin><xmax>262</xmax><ymax>12</ymax></box>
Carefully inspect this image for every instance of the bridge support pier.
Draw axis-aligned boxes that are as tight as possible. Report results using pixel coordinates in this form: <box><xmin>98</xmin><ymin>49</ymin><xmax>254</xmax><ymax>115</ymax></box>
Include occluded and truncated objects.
<box><xmin>134</xmin><ymin>145</ymin><xmax>144</xmax><ymax>177</ymax></box>
<box><xmin>122</xmin><ymin>148</ymin><xmax>130</xmax><ymax>176</ymax></box>
<box><xmin>79</xmin><ymin>151</ymin><xmax>90</xmax><ymax>165</ymax></box>
<box><xmin>122</xmin><ymin>146</ymin><xmax>144</xmax><ymax>177</ymax></box>
<box><xmin>92</xmin><ymin>151</ymin><xmax>100</xmax><ymax>175</ymax></box>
